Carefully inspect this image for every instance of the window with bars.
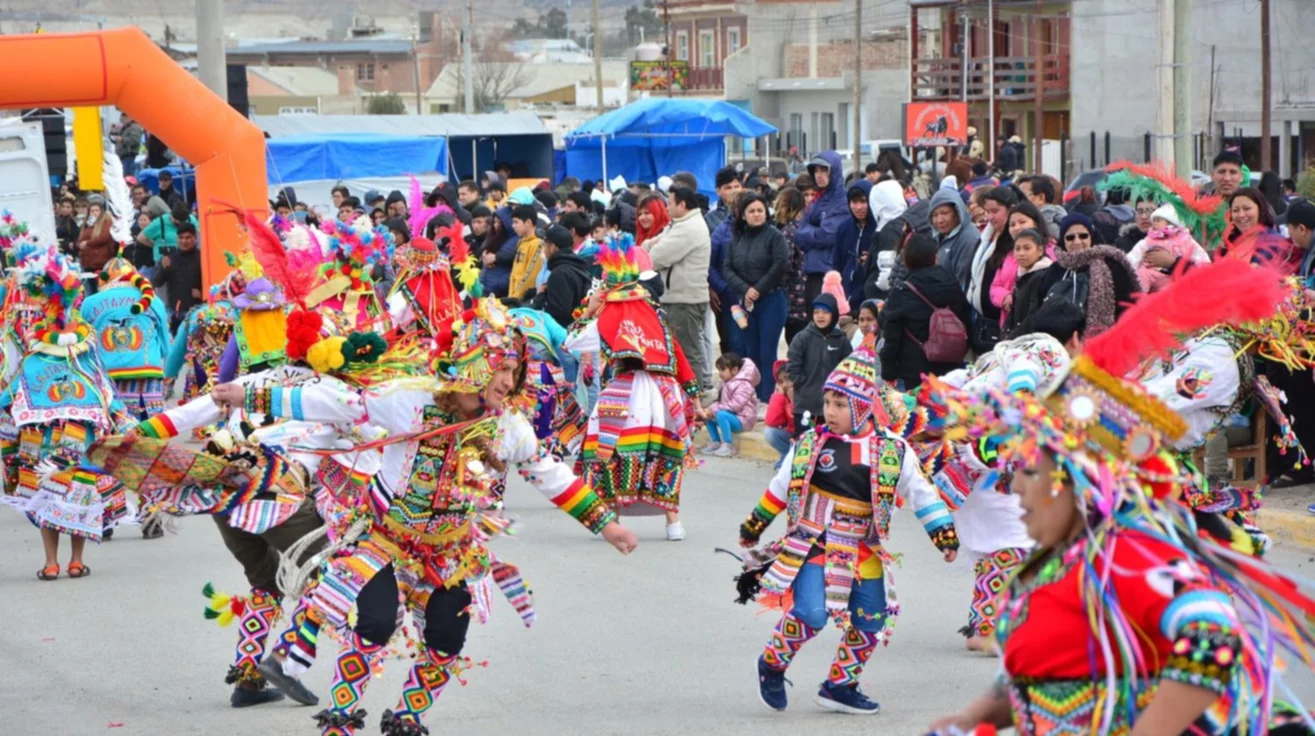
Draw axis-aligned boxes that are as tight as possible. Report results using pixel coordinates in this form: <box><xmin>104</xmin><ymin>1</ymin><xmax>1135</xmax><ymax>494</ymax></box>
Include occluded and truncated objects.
<box><xmin>357</xmin><ymin>62</ymin><xmax>375</xmax><ymax>81</ymax></box>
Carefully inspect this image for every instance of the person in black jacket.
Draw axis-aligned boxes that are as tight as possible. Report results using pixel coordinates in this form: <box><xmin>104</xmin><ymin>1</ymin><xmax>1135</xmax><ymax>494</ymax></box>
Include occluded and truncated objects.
<box><xmin>724</xmin><ymin>192</ymin><xmax>790</xmax><ymax>401</ymax></box>
<box><xmin>157</xmin><ymin>223</ymin><xmax>204</xmax><ymax>331</ymax></box>
<box><xmin>534</xmin><ymin>224</ymin><xmax>592</xmax><ymax>332</ymax></box>
<box><xmin>879</xmin><ymin>234</ymin><xmax>971</xmax><ymax>389</ymax></box>
<box><xmin>786</xmin><ymin>292</ymin><xmax>852</xmax><ymax>437</ymax></box>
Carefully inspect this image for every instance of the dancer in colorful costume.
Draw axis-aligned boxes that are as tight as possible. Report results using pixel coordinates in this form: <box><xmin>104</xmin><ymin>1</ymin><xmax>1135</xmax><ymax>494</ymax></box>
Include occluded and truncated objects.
<box><xmin>385</xmin><ymin>234</ymin><xmax>461</xmax><ymax>349</ymax></box>
<box><xmin>164</xmin><ymin>253</ymin><xmax>251</xmax><ymax>407</ymax></box>
<box><xmin>926</xmin><ymin>258</ymin><xmax>1315</xmax><ymax>735</ymax></box>
<box><xmin>510</xmin><ymin>306</ymin><xmax>587</xmax><ymax>457</ymax></box>
<box><xmin>81</xmin><ymin>258</ymin><xmax>170</xmax><ymax>419</ymax></box>
<box><xmin>0</xmin><ymin>214</ymin><xmax>48</xmax><ymax>389</ymax></box>
<box><xmin>937</xmin><ymin>319</ymin><xmax>1075</xmax><ymax>654</ymax></box>
<box><xmin>564</xmin><ymin>244</ymin><xmax>700</xmax><ymax>540</ymax></box>
<box><xmin>738</xmin><ymin>339</ymin><xmax>960</xmax><ymax>715</ymax></box>
<box><xmin>0</xmin><ymin>243</ymin><xmax>129</xmax><ymax>579</ymax></box>
<box><xmin>211</xmin><ymin>297</ymin><xmax>638</xmax><ymax>736</ymax></box>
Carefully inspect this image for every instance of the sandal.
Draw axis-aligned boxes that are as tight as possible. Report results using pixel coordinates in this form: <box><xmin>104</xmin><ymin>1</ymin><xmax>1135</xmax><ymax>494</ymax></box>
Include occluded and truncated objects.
<box><xmin>37</xmin><ymin>564</ymin><xmax>60</xmax><ymax>581</ymax></box>
<box><xmin>66</xmin><ymin>562</ymin><xmax>90</xmax><ymax>578</ymax></box>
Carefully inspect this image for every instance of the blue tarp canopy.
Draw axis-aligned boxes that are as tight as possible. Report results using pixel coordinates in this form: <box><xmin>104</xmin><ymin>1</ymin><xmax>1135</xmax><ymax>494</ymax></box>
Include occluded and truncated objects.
<box><xmin>264</xmin><ymin>133</ymin><xmax>448</xmax><ymax>184</ymax></box>
<box><xmin>563</xmin><ymin>99</ymin><xmax>777</xmax><ymax>194</ymax></box>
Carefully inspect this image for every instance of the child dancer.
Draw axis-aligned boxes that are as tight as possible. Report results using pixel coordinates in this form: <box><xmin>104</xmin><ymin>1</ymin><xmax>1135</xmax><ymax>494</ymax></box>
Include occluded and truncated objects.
<box><xmin>700</xmin><ymin>353</ymin><xmax>759</xmax><ymax>458</ymax></box>
<box><xmin>737</xmin><ymin>341</ymin><xmax>959</xmax><ymax>715</ymax></box>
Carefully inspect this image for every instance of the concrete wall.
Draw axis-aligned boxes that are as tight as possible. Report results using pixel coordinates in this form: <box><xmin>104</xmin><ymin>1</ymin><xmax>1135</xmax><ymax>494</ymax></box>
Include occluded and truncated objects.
<box><xmin>1070</xmin><ymin>0</ymin><xmax>1315</xmax><ymax>162</ymax></box>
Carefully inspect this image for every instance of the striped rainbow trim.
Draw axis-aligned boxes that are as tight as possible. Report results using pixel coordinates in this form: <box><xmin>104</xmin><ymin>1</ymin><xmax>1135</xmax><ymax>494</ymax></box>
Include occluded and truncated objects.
<box><xmin>108</xmin><ymin>366</ymin><xmax>165</xmax><ymax>380</ymax></box>
<box><xmin>138</xmin><ymin>415</ymin><xmax>179</xmax><ymax>440</ymax></box>
<box><xmin>549</xmin><ymin>479</ymin><xmax>615</xmax><ymax>533</ymax></box>
<box><xmin>754</xmin><ymin>488</ymin><xmax>786</xmax><ymax>523</ymax></box>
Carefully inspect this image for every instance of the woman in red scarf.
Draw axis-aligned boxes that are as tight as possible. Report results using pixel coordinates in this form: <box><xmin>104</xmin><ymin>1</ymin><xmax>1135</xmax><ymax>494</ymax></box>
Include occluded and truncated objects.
<box><xmin>1219</xmin><ymin>187</ymin><xmax>1295</xmax><ymax>274</ymax></box>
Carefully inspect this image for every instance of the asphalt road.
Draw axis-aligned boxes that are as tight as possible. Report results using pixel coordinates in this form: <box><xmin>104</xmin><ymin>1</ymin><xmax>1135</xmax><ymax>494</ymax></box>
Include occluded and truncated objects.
<box><xmin>1</xmin><ymin>455</ymin><xmax>1314</xmax><ymax>735</ymax></box>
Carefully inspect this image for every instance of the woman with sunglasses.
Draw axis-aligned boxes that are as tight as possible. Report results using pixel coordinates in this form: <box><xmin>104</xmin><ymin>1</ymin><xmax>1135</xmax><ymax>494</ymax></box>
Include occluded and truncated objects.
<box><xmin>1041</xmin><ymin>212</ymin><xmax>1139</xmax><ymax>338</ymax></box>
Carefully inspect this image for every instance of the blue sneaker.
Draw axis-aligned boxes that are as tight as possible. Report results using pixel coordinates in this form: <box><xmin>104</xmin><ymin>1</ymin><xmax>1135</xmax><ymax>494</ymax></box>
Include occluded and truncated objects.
<box><xmin>757</xmin><ymin>657</ymin><xmax>788</xmax><ymax>711</ymax></box>
<box><xmin>1307</xmin><ymin>502</ymin><xmax>1315</xmax><ymax>515</ymax></box>
<box><xmin>814</xmin><ymin>681</ymin><xmax>880</xmax><ymax>715</ymax></box>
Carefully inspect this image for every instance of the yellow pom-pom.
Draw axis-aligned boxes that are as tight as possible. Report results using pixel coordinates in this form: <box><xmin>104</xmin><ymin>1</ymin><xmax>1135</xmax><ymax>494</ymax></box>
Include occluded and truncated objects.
<box><xmin>307</xmin><ymin>336</ymin><xmax>348</xmax><ymax>373</ymax></box>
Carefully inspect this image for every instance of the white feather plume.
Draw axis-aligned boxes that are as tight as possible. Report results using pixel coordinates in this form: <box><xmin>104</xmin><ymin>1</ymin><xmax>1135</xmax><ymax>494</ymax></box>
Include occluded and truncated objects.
<box><xmin>101</xmin><ymin>148</ymin><xmax>135</xmax><ymax>246</ymax></box>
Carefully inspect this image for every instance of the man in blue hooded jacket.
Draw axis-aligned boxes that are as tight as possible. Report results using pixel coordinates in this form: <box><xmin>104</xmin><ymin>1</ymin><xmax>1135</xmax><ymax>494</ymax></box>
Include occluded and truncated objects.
<box><xmin>832</xmin><ymin>180</ymin><xmax>876</xmax><ymax>314</ymax></box>
<box><xmin>794</xmin><ymin>151</ymin><xmax>848</xmax><ymax>309</ymax></box>
<box><xmin>927</xmin><ymin>176</ymin><xmax>980</xmax><ymax>291</ymax></box>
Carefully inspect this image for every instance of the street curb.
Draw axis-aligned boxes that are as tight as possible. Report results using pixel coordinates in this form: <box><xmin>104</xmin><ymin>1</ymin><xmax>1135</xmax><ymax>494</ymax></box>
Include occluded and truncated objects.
<box><xmin>693</xmin><ymin>427</ymin><xmax>781</xmax><ymax>465</ymax></box>
<box><xmin>1255</xmin><ymin>508</ymin><xmax>1315</xmax><ymax>552</ymax></box>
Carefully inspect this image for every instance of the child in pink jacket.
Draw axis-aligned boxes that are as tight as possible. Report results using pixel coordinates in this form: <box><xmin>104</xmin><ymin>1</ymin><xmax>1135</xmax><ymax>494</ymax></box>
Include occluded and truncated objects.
<box><xmin>990</xmin><ymin>206</ymin><xmax>1058</xmax><ymax>327</ymax></box>
<box><xmin>1126</xmin><ymin>204</ymin><xmax>1210</xmax><ymax>292</ymax></box>
<box><xmin>700</xmin><ymin>353</ymin><xmax>761</xmax><ymax>458</ymax></box>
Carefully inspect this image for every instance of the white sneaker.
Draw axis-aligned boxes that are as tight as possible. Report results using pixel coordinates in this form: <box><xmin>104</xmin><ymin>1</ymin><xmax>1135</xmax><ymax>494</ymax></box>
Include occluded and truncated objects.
<box><xmin>700</xmin><ymin>442</ymin><xmax>723</xmax><ymax>455</ymax></box>
<box><xmin>713</xmin><ymin>443</ymin><xmax>737</xmax><ymax>458</ymax></box>
<box><xmin>666</xmin><ymin>522</ymin><xmax>686</xmax><ymax>541</ymax></box>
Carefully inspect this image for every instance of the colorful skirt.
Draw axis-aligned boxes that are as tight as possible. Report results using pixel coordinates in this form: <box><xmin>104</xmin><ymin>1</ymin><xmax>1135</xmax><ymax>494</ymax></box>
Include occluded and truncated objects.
<box><xmin>575</xmin><ymin>370</ymin><xmax>693</xmax><ymax>515</ymax></box>
<box><xmin>1</xmin><ymin>465</ymin><xmax>129</xmax><ymax>541</ymax></box>
<box><xmin>113</xmin><ymin>377</ymin><xmax>166</xmax><ymax>422</ymax></box>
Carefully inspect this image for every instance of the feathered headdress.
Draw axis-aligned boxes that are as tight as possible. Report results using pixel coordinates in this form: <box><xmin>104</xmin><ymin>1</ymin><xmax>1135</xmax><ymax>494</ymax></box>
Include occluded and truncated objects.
<box><xmin>438</xmin><ymin>223</ymin><xmax>482</xmax><ymax>299</ymax></box>
<box><xmin>0</xmin><ymin>210</ymin><xmax>34</xmax><ymax>253</ymax></box>
<box><xmin>595</xmin><ymin>234</ymin><xmax>641</xmax><ymax>288</ymax></box>
<box><xmin>14</xmin><ymin>243</ymin><xmax>90</xmax><ymax>347</ymax></box>
<box><xmin>308</xmin><ymin>218</ymin><xmax>395</xmax><ymax>302</ymax></box>
<box><xmin>1100</xmin><ymin>161</ymin><xmax>1229</xmax><ymax>248</ymax></box>
<box><xmin>432</xmin><ymin>297</ymin><xmax>527</xmax><ymax>394</ymax></box>
<box><xmin>101</xmin><ymin>148</ymin><xmax>135</xmax><ymax>247</ymax></box>
<box><xmin>408</xmin><ymin>175</ymin><xmax>454</xmax><ymax>241</ymax></box>
<box><xmin>96</xmin><ymin>257</ymin><xmax>157</xmax><ymax>315</ymax></box>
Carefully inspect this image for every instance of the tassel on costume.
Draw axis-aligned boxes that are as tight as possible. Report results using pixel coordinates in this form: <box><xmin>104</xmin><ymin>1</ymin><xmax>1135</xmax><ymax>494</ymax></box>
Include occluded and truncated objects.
<box><xmin>202</xmin><ymin>582</ymin><xmax>247</xmax><ymax>628</ymax></box>
<box><xmin>734</xmin><ymin>561</ymin><xmax>773</xmax><ymax>605</ymax></box>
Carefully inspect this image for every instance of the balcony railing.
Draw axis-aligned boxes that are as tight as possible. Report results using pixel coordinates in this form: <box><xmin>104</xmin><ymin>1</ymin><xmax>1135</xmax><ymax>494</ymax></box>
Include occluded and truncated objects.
<box><xmin>911</xmin><ymin>55</ymin><xmax>1068</xmax><ymax>101</ymax></box>
<box><xmin>687</xmin><ymin>67</ymin><xmax>724</xmax><ymax>91</ymax></box>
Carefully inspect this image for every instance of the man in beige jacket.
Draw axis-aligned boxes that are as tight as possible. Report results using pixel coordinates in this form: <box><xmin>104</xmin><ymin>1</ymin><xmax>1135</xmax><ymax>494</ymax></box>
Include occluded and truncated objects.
<box><xmin>644</xmin><ymin>186</ymin><xmax>714</xmax><ymax>393</ymax></box>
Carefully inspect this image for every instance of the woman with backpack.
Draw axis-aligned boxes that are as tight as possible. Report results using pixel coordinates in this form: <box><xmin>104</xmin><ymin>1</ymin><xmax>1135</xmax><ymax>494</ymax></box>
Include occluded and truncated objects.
<box><xmin>879</xmin><ymin>234</ymin><xmax>971</xmax><ymax>390</ymax></box>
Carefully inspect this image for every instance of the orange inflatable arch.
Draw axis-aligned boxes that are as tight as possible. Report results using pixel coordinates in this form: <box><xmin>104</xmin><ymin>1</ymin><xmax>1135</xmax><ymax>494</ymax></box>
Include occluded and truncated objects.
<box><xmin>0</xmin><ymin>28</ymin><xmax>267</xmax><ymax>289</ymax></box>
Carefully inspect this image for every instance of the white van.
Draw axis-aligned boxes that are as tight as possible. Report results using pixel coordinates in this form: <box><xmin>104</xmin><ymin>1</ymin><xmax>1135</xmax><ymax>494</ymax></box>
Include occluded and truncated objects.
<box><xmin>0</xmin><ymin>120</ymin><xmax>54</xmax><ymax>245</ymax></box>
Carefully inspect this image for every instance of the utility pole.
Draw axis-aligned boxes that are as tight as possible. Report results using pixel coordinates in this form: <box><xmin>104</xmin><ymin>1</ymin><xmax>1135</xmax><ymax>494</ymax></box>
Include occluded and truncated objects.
<box><xmin>1260</xmin><ymin>0</ymin><xmax>1271</xmax><ymax>170</ymax></box>
<box><xmin>664</xmin><ymin>0</ymin><xmax>673</xmax><ymax>98</ymax></box>
<box><xmin>1156</xmin><ymin>0</ymin><xmax>1174</xmax><ymax>164</ymax></box>
<box><xmin>196</xmin><ymin>0</ymin><xmax>228</xmax><ymax>102</ymax></box>
<box><xmin>987</xmin><ymin>0</ymin><xmax>995</xmax><ymax>160</ymax></box>
<box><xmin>1032</xmin><ymin>0</ymin><xmax>1042</xmax><ymax>172</ymax></box>
<box><xmin>593</xmin><ymin>0</ymin><xmax>604</xmax><ymax>111</ymax></box>
<box><xmin>853</xmin><ymin>0</ymin><xmax>863</xmax><ymax>172</ymax></box>
<box><xmin>959</xmin><ymin>7</ymin><xmax>968</xmax><ymax>102</ymax></box>
<box><xmin>411</xmin><ymin>37</ymin><xmax>423</xmax><ymax>115</ymax></box>
<box><xmin>1172</xmin><ymin>0</ymin><xmax>1191</xmax><ymax>178</ymax></box>
<box><xmin>463</xmin><ymin>0</ymin><xmax>475</xmax><ymax>113</ymax></box>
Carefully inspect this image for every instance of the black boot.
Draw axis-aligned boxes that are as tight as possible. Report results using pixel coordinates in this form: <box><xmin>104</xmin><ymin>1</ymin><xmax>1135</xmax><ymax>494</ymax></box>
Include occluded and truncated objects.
<box><xmin>258</xmin><ymin>656</ymin><xmax>320</xmax><ymax>706</ymax></box>
<box><xmin>141</xmin><ymin>517</ymin><xmax>164</xmax><ymax>539</ymax></box>
<box><xmin>226</xmin><ymin>664</ymin><xmax>285</xmax><ymax>708</ymax></box>
<box><xmin>381</xmin><ymin>710</ymin><xmax>430</xmax><ymax>736</ymax></box>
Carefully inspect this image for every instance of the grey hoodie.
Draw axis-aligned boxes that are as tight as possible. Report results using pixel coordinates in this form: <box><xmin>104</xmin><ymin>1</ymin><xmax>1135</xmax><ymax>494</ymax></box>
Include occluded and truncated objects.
<box><xmin>928</xmin><ymin>178</ymin><xmax>980</xmax><ymax>290</ymax></box>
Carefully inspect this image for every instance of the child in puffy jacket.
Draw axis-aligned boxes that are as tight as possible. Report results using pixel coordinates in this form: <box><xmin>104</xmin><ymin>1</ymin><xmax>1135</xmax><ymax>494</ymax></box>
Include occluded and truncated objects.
<box><xmin>1126</xmin><ymin>204</ymin><xmax>1210</xmax><ymax>293</ymax></box>
<box><xmin>700</xmin><ymin>353</ymin><xmax>761</xmax><ymax>458</ymax></box>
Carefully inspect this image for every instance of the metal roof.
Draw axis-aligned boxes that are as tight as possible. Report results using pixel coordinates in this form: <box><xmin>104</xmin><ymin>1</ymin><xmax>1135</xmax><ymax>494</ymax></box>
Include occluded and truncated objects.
<box><xmin>229</xmin><ymin>40</ymin><xmax>413</xmax><ymax>56</ymax></box>
<box><xmin>254</xmin><ymin>112</ymin><xmax>551</xmax><ymax>139</ymax></box>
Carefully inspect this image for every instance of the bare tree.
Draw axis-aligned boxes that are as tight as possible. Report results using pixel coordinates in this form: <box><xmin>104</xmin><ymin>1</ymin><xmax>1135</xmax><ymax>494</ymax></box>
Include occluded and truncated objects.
<box><xmin>441</xmin><ymin>30</ymin><xmax>535</xmax><ymax>113</ymax></box>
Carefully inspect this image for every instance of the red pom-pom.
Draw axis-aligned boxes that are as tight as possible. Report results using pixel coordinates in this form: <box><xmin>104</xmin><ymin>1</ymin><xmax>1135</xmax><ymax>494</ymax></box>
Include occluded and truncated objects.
<box><xmin>285</xmin><ymin>309</ymin><xmax>325</xmax><ymax>361</ymax></box>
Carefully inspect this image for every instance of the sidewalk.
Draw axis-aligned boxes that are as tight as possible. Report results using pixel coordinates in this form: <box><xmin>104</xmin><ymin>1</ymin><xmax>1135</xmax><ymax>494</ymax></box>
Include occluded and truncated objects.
<box><xmin>1255</xmin><ymin>484</ymin><xmax>1315</xmax><ymax>551</ymax></box>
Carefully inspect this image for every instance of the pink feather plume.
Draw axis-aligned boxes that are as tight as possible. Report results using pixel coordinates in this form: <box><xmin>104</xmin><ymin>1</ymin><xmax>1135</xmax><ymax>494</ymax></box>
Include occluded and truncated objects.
<box><xmin>1084</xmin><ymin>258</ymin><xmax>1287</xmax><ymax>377</ymax></box>
<box><xmin>407</xmin><ymin>176</ymin><xmax>455</xmax><ymax>240</ymax></box>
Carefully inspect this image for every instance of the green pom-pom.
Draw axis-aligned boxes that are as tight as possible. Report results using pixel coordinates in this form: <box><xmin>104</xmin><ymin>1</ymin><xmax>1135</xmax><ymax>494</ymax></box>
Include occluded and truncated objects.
<box><xmin>130</xmin><ymin>304</ymin><xmax>142</xmax><ymax>315</ymax></box>
<box><xmin>224</xmin><ymin>252</ymin><xmax>238</xmax><ymax>267</ymax></box>
<box><xmin>203</xmin><ymin>608</ymin><xmax>220</xmax><ymax>620</ymax></box>
<box><xmin>202</xmin><ymin>582</ymin><xmax>216</xmax><ymax>598</ymax></box>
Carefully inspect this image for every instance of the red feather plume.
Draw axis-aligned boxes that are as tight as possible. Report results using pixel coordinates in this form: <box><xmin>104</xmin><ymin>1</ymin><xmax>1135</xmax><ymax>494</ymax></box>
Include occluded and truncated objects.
<box><xmin>440</xmin><ymin>224</ymin><xmax>469</xmax><ymax>264</ymax></box>
<box><xmin>1084</xmin><ymin>258</ymin><xmax>1286</xmax><ymax>377</ymax></box>
<box><xmin>237</xmin><ymin>208</ymin><xmax>317</xmax><ymax>307</ymax></box>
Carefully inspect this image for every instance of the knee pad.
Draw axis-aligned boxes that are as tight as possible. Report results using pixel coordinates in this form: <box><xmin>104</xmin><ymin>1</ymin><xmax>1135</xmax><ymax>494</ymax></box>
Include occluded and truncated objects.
<box><xmin>790</xmin><ymin>605</ymin><xmax>829</xmax><ymax>631</ymax></box>
<box><xmin>422</xmin><ymin>587</ymin><xmax>474</xmax><ymax>655</ymax></box>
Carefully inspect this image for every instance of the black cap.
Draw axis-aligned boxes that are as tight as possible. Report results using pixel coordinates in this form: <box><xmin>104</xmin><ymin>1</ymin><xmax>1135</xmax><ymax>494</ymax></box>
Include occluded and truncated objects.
<box><xmin>1288</xmin><ymin>199</ymin><xmax>1315</xmax><ymax>230</ymax></box>
<box><xmin>386</xmin><ymin>190</ymin><xmax>406</xmax><ymax>205</ymax></box>
<box><xmin>544</xmin><ymin>224</ymin><xmax>573</xmax><ymax>250</ymax></box>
